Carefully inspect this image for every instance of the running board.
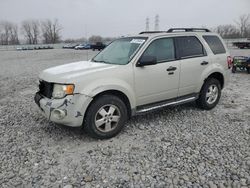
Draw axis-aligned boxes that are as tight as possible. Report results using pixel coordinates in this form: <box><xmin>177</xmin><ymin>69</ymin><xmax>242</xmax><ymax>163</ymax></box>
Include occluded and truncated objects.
<box><xmin>136</xmin><ymin>96</ymin><xmax>197</xmax><ymax>115</ymax></box>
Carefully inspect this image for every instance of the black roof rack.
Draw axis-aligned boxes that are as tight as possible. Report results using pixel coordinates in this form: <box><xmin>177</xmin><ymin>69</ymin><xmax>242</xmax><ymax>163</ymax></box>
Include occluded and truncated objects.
<box><xmin>139</xmin><ymin>31</ymin><xmax>167</xmax><ymax>34</ymax></box>
<box><xmin>167</xmin><ymin>28</ymin><xmax>211</xmax><ymax>32</ymax></box>
<box><xmin>139</xmin><ymin>28</ymin><xmax>211</xmax><ymax>35</ymax></box>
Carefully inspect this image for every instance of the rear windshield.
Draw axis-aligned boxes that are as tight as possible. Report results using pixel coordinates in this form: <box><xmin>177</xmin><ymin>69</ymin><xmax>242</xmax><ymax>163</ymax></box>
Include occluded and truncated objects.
<box><xmin>203</xmin><ymin>35</ymin><xmax>226</xmax><ymax>55</ymax></box>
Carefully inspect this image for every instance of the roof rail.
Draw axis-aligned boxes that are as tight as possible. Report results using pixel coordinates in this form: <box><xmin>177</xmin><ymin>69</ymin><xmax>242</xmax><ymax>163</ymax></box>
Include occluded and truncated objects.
<box><xmin>139</xmin><ymin>31</ymin><xmax>167</xmax><ymax>34</ymax></box>
<box><xmin>167</xmin><ymin>28</ymin><xmax>211</xmax><ymax>32</ymax></box>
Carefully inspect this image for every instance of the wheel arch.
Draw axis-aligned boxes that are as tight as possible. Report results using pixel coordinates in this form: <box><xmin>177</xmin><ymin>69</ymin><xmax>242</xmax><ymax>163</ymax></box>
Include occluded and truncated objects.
<box><xmin>85</xmin><ymin>90</ymin><xmax>132</xmax><ymax>119</ymax></box>
<box><xmin>205</xmin><ymin>72</ymin><xmax>224</xmax><ymax>89</ymax></box>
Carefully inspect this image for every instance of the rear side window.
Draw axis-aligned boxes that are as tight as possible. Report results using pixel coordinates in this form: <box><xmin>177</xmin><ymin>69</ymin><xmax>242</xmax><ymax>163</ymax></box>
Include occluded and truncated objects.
<box><xmin>203</xmin><ymin>35</ymin><xmax>226</xmax><ymax>55</ymax></box>
<box><xmin>142</xmin><ymin>38</ymin><xmax>175</xmax><ymax>63</ymax></box>
<box><xmin>175</xmin><ymin>36</ymin><xmax>205</xmax><ymax>59</ymax></box>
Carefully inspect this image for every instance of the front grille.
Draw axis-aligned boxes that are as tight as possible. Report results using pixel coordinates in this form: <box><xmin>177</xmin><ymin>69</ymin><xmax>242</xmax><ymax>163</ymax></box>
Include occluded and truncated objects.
<box><xmin>39</xmin><ymin>80</ymin><xmax>53</xmax><ymax>98</ymax></box>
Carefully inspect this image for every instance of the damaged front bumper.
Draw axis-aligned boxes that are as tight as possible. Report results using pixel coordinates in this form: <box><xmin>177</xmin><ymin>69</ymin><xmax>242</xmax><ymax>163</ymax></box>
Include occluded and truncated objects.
<box><xmin>34</xmin><ymin>92</ymin><xmax>93</xmax><ymax>127</ymax></box>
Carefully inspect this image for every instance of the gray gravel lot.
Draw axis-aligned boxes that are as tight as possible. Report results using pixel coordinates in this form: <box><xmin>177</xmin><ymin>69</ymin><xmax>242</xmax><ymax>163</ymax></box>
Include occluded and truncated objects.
<box><xmin>0</xmin><ymin>48</ymin><xmax>250</xmax><ymax>188</ymax></box>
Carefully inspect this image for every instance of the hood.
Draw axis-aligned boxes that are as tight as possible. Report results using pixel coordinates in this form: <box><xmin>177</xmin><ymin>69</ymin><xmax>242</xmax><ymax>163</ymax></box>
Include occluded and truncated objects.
<box><xmin>39</xmin><ymin>61</ymin><xmax>117</xmax><ymax>83</ymax></box>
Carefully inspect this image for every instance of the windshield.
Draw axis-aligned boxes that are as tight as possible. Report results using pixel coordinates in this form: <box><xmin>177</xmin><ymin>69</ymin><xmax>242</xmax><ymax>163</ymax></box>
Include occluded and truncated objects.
<box><xmin>92</xmin><ymin>37</ymin><xmax>147</xmax><ymax>65</ymax></box>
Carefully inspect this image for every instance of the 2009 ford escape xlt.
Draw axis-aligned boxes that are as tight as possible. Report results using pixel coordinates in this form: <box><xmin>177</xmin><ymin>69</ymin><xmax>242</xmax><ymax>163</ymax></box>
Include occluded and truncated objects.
<box><xmin>35</xmin><ymin>28</ymin><xmax>231</xmax><ymax>139</ymax></box>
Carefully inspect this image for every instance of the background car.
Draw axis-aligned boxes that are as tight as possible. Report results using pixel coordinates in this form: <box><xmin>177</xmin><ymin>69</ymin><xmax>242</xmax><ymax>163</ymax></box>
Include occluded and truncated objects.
<box><xmin>75</xmin><ymin>44</ymin><xmax>92</xmax><ymax>50</ymax></box>
<box><xmin>91</xmin><ymin>42</ymin><xmax>106</xmax><ymax>51</ymax></box>
<box><xmin>62</xmin><ymin>43</ymin><xmax>79</xmax><ymax>49</ymax></box>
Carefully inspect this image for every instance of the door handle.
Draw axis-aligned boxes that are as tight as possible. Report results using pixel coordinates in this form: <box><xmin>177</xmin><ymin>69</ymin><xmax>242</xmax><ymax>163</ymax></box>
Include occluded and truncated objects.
<box><xmin>201</xmin><ymin>61</ymin><xmax>209</xmax><ymax>65</ymax></box>
<box><xmin>166</xmin><ymin>66</ymin><xmax>177</xmax><ymax>71</ymax></box>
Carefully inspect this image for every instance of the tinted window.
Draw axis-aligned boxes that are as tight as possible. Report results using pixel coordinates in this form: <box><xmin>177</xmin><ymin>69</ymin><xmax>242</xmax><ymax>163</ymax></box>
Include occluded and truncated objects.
<box><xmin>175</xmin><ymin>36</ymin><xmax>205</xmax><ymax>58</ymax></box>
<box><xmin>142</xmin><ymin>38</ymin><xmax>175</xmax><ymax>63</ymax></box>
<box><xmin>203</xmin><ymin>35</ymin><xmax>226</xmax><ymax>54</ymax></box>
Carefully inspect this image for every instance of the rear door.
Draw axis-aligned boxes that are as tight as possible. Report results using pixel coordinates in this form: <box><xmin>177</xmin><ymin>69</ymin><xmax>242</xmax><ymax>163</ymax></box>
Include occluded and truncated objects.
<box><xmin>175</xmin><ymin>36</ymin><xmax>208</xmax><ymax>97</ymax></box>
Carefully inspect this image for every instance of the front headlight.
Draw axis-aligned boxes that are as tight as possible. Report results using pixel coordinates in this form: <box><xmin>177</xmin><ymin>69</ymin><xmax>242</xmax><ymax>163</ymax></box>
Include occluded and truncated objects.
<box><xmin>52</xmin><ymin>84</ymin><xmax>75</xmax><ymax>99</ymax></box>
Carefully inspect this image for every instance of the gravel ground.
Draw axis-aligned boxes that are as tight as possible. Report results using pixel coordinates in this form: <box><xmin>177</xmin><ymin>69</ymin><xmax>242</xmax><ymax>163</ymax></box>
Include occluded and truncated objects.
<box><xmin>0</xmin><ymin>48</ymin><xmax>250</xmax><ymax>188</ymax></box>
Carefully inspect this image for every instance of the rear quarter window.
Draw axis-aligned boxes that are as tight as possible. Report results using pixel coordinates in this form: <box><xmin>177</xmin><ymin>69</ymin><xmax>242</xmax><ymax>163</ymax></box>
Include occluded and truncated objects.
<box><xmin>203</xmin><ymin>35</ymin><xmax>226</xmax><ymax>55</ymax></box>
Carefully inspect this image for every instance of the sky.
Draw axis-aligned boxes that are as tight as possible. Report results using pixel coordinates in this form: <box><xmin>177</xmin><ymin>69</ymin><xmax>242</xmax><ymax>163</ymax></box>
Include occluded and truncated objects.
<box><xmin>0</xmin><ymin>0</ymin><xmax>249</xmax><ymax>39</ymax></box>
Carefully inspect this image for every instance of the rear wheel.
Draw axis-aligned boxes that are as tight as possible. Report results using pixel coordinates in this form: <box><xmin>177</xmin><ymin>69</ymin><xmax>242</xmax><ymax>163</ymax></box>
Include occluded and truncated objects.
<box><xmin>83</xmin><ymin>95</ymin><xmax>128</xmax><ymax>139</ymax></box>
<box><xmin>196</xmin><ymin>78</ymin><xmax>221</xmax><ymax>110</ymax></box>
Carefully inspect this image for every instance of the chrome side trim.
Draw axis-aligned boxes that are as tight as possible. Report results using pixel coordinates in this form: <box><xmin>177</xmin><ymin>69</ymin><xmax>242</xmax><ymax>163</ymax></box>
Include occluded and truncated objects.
<box><xmin>136</xmin><ymin>97</ymin><xmax>196</xmax><ymax>114</ymax></box>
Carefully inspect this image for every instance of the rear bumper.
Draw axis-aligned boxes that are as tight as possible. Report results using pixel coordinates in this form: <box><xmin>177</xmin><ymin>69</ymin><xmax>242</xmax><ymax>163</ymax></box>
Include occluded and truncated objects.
<box><xmin>35</xmin><ymin>92</ymin><xmax>93</xmax><ymax>127</ymax></box>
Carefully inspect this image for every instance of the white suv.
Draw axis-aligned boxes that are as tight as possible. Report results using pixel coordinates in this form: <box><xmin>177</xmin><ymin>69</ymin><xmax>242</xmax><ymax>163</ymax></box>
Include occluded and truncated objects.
<box><xmin>35</xmin><ymin>28</ymin><xmax>231</xmax><ymax>139</ymax></box>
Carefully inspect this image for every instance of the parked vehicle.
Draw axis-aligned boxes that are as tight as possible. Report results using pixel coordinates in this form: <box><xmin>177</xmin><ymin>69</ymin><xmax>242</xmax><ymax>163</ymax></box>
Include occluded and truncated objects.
<box><xmin>232</xmin><ymin>56</ymin><xmax>250</xmax><ymax>73</ymax></box>
<box><xmin>16</xmin><ymin>46</ymin><xmax>54</xmax><ymax>50</ymax></box>
<box><xmin>232</xmin><ymin>41</ymin><xmax>250</xmax><ymax>49</ymax></box>
<box><xmin>91</xmin><ymin>42</ymin><xmax>106</xmax><ymax>51</ymax></box>
<box><xmin>62</xmin><ymin>43</ymin><xmax>79</xmax><ymax>49</ymax></box>
<box><xmin>35</xmin><ymin>28</ymin><xmax>231</xmax><ymax>139</ymax></box>
<box><xmin>75</xmin><ymin>44</ymin><xmax>92</xmax><ymax>50</ymax></box>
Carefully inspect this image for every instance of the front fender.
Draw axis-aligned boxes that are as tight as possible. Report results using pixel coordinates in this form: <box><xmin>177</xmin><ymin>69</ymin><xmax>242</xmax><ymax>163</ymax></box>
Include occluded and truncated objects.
<box><xmin>78</xmin><ymin>78</ymin><xmax>136</xmax><ymax>109</ymax></box>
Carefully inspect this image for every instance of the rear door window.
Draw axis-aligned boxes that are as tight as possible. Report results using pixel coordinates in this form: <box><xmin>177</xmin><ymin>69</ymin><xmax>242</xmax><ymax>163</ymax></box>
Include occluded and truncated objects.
<box><xmin>175</xmin><ymin>36</ymin><xmax>206</xmax><ymax>59</ymax></box>
<box><xmin>203</xmin><ymin>35</ymin><xmax>226</xmax><ymax>54</ymax></box>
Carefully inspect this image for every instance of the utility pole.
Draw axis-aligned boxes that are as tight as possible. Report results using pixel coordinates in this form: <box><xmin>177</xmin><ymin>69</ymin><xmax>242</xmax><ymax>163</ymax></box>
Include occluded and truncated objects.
<box><xmin>154</xmin><ymin>14</ymin><xmax>159</xmax><ymax>31</ymax></box>
<box><xmin>146</xmin><ymin>17</ymin><xmax>149</xmax><ymax>31</ymax></box>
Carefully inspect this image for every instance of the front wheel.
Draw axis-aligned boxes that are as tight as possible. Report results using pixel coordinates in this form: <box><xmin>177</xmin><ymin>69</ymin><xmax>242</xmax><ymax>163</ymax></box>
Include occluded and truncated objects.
<box><xmin>196</xmin><ymin>78</ymin><xmax>221</xmax><ymax>110</ymax></box>
<box><xmin>83</xmin><ymin>95</ymin><xmax>128</xmax><ymax>139</ymax></box>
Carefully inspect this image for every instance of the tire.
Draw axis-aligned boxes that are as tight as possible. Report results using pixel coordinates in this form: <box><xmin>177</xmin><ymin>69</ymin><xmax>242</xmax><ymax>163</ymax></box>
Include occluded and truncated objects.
<box><xmin>232</xmin><ymin>66</ymin><xmax>236</xmax><ymax>73</ymax></box>
<box><xmin>83</xmin><ymin>95</ymin><xmax>128</xmax><ymax>139</ymax></box>
<box><xmin>240</xmin><ymin>67</ymin><xmax>245</xmax><ymax>71</ymax></box>
<box><xmin>196</xmin><ymin>78</ymin><xmax>221</xmax><ymax>110</ymax></box>
<box><xmin>247</xmin><ymin>68</ymin><xmax>250</xmax><ymax>74</ymax></box>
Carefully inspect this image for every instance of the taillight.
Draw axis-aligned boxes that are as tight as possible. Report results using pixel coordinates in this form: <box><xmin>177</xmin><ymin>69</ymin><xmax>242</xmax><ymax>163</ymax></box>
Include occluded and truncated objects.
<box><xmin>227</xmin><ymin>56</ymin><xmax>233</xmax><ymax>69</ymax></box>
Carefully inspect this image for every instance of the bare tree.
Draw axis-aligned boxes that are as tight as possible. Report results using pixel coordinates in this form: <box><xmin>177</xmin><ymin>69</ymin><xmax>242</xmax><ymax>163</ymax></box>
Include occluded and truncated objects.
<box><xmin>64</xmin><ymin>37</ymin><xmax>87</xmax><ymax>43</ymax></box>
<box><xmin>0</xmin><ymin>21</ymin><xmax>10</xmax><ymax>45</ymax></box>
<box><xmin>215</xmin><ymin>24</ymin><xmax>240</xmax><ymax>38</ymax></box>
<box><xmin>88</xmin><ymin>35</ymin><xmax>103</xmax><ymax>43</ymax></box>
<box><xmin>22</xmin><ymin>20</ymin><xmax>33</xmax><ymax>44</ymax></box>
<box><xmin>31</xmin><ymin>20</ymin><xmax>40</xmax><ymax>44</ymax></box>
<box><xmin>103</xmin><ymin>37</ymin><xmax>116</xmax><ymax>43</ymax></box>
<box><xmin>0</xmin><ymin>21</ymin><xmax>19</xmax><ymax>45</ymax></box>
<box><xmin>21</xmin><ymin>20</ymin><xmax>40</xmax><ymax>44</ymax></box>
<box><xmin>235</xmin><ymin>14</ymin><xmax>250</xmax><ymax>38</ymax></box>
<box><xmin>41</xmin><ymin>19</ymin><xmax>62</xmax><ymax>44</ymax></box>
<box><xmin>9</xmin><ymin>24</ymin><xmax>19</xmax><ymax>45</ymax></box>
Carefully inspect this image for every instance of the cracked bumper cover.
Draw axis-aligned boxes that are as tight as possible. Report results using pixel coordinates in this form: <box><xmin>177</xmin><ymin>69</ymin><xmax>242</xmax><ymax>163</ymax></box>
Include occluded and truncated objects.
<box><xmin>35</xmin><ymin>93</ymin><xmax>93</xmax><ymax>127</ymax></box>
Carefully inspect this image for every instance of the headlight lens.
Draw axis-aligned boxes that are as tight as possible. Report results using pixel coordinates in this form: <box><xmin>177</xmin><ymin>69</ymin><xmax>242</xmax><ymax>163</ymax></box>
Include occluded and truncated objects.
<box><xmin>52</xmin><ymin>84</ymin><xmax>74</xmax><ymax>99</ymax></box>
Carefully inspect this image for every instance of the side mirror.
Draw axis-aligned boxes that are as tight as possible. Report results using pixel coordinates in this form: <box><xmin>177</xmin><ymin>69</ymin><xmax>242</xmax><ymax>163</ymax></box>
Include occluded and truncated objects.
<box><xmin>137</xmin><ymin>55</ymin><xmax>157</xmax><ymax>67</ymax></box>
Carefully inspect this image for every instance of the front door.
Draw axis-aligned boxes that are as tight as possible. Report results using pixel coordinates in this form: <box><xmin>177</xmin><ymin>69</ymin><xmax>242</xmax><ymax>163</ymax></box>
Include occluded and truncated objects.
<box><xmin>134</xmin><ymin>37</ymin><xmax>180</xmax><ymax>106</ymax></box>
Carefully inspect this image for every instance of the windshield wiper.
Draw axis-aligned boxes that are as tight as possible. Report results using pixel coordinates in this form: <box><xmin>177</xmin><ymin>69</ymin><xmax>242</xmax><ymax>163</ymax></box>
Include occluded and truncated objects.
<box><xmin>92</xmin><ymin>59</ymin><xmax>112</xmax><ymax>64</ymax></box>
